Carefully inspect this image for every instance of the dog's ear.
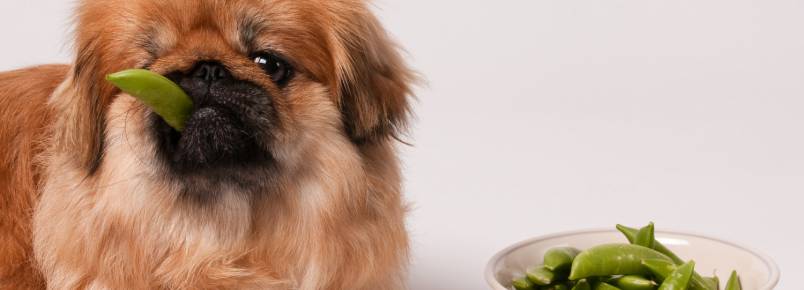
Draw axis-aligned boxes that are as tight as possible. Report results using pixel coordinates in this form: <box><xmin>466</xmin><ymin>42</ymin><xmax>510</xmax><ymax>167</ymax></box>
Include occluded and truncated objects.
<box><xmin>54</xmin><ymin>3</ymin><xmax>135</xmax><ymax>173</ymax></box>
<box><xmin>333</xmin><ymin>6</ymin><xmax>415</xmax><ymax>144</ymax></box>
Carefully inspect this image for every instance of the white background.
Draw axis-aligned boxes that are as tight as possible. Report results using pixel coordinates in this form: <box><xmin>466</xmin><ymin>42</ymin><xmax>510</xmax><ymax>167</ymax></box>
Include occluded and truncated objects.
<box><xmin>1</xmin><ymin>1</ymin><xmax>802</xmax><ymax>289</ymax></box>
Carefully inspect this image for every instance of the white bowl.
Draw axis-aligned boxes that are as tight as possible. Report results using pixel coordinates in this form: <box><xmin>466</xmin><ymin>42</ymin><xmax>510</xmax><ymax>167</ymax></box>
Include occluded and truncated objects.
<box><xmin>485</xmin><ymin>229</ymin><xmax>779</xmax><ymax>290</ymax></box>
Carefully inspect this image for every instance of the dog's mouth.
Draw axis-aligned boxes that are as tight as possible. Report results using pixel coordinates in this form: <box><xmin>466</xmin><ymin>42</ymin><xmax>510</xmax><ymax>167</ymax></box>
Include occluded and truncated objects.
<box><xmin>153</xmin><ymin>105</ymin><xmax>266</xmax><ymax>171</ymax></box>
<box><xmin>151</xmin><ymin>64</ymin><xmax>277</xmax><ymax>175</ymax></box>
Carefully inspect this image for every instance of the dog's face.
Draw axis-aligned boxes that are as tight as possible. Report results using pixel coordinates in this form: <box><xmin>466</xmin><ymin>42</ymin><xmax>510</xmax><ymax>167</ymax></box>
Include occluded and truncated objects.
<box><xmin>63</xmin><ymin>0</ymin><xmax>412</xmax><ymax>198</ymax></box>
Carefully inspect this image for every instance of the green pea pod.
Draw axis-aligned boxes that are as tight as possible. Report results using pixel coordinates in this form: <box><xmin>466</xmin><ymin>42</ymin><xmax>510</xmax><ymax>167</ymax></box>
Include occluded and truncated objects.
<box><xmin>658</xmin><ymin>261</ymin><xmax>695</xmax><ymax>290</ymax></box>
<box><xmin>569</xmin><ymin>244</ymin><xmax>673</xmax><ymax>280</ymax></box>
<box><xmin>616</xmin><ymin>225</ymin><xmax>683</xmax><ymax>264</ymax></box>
<box><xmin>614</xmin><ymin>275</ymin><xmax>656</xmax><ymax>290</ymax></box>
<box><xmin>599</xmin><ymin>276</ymin><xmax>622</xmax><ymax>285</ymax></box>
<box><xmin>643</xmin><ymin>259</ymin><xmax>677</xmax><ymax>282</ymax></box>
<box><xmin>725</xmin><ymin>271</ymin><xmax>742</xmax><ymax>290</ymax></box>
<box><xmin>595</xmin><ymin>282</ymin><xmax>623</xmax><ymax>290</ymax></box>
<box><xmin>513</xmin><ymin>277</ymin><xmax>537</xmax><ymax>290</ymax></box>
<box><xmin>703</xmin><ymin>276</ymin><xmax>719</xmax><ymax>290</ymax></box>
<box><xmin>572</xmin><ymin>280</ymin><xmax>592</xmax><ymax>290</ymax></box>
<box><xmin>106</xmin><ymin>69</ymin><xmax>194</xmax><ymax>131</ymax></box>
<box><xmin>618</xmin><ymin>224</ymin><xmax>716</xmax><ymax>290</ymax></box>
<box><xmin>544</xmin><ymin>284</ymin><xmax>571</xmax><ymax>290</ymax></box>
<box><xmin>641</xmin><ymin>259</ymin><xmax>713</xmax><ymax>290</ymax></box>
<box><xmin>545</xmin><ymin>247</ymin><xmax>582</xmax><ymax>272</ymax></box>
<box><xmin>634</xmin><ymin>223</ymin><xmax>656</xmax><ymax>249</ymax></box>
<box><xmin>527</xmin><ymin>266</ymin><xmax>557</xmax><ymax>286</ymax></box>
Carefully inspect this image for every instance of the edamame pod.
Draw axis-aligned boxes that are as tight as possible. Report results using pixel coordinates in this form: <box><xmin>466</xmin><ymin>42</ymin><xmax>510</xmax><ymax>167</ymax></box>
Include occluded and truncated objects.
<box><xmin>703</xmin><ymin>277</ymin><xmax>719</xmax><ymax>290</ymax></box>
<box><xmin>513</xmin><ymin>277</ymin><xmax>537</xmax><ymax>290</ymax></box>
<box><xmin>545</xmin><ymin>247</ymin><xmax>582</xmax><ymax>272</ymax></box>
<box><xmin>641</xmin><ymin>259</ymin><xmax>713</xmax><ymax>290</ymax></box>
<box><xmin>527</xmin><ymin>266</ymin><xmax>557</xmax><ymax>286</ymax></box>
<box><xmin>615</xmin><ymin>225</ymin><xmax>684</xmax><ymax>264</ymax></box>
<box><xmin>106</xmin><ymin>69</ymin><xmax>194</xmax><ymax>131</ymax></box>
<box><xmin>658</xmin><ymin>261</ymin><xmax>695</xmax><ymax>290</ymax></box>
<box><xmin>572</xmin><ymin>280</ymin><xmax>592</xmax><ymax>290</ymax></box>
<box><xmin>569</xmin><ymin>244</ymin><xmax>673</xmax><ymax>280</ymax></box>
<box><xmin>544</xmin><ymin>284</ymin><xmax>570</xmax><ymax>290</ymax></box>
<box><xmin>614</xmin><ymin>275</ymin><xmax>656</xmax><ymax>290</ymax></box>
<box><xmin>634</xmin><ymin>223</ymin><xmax>656</xmax><ymax>248</ymax></box>
<box><xmin>725</xmin><ymin>271</ymin><xmax>742</xmax><ymax>290</ymax></box>
<box><xmin>618</xmin><ymin>225</ymin><xmax>714</xmax><ymax>290</ymax></box>
<box><xmin>641</xmin><ymin>259</ymin><xmax>676</xmax><ymax>282</ymax></box>
<box><xmin>595</xmin><ymin>282</ymin><xmax>623</xmax><ymax>290</ymax></box>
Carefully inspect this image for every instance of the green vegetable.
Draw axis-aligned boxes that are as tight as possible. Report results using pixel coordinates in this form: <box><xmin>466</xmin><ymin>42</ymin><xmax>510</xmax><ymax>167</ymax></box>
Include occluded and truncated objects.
<box><xmin>569</xmin><ymin>244</ymin><xmax>673</xmax><ymax>280</ymax></box>
<box><xmin>527</xmin><ymin>266</ymin><xmax>557</xmax><ymax>286</ymax></box>
<box><xmin>614</xmin><ymin>275</ymin><xmax>656</xmax><ymax>290</ymax></box>
<box><xmin>658</xmin><ymin>261</ymin><xmax>695</xmax><ymax>290</ymax></box>
<box><xmin>595</xmin><ymin>282</ymin><xmax>623</xmax><ymax>290</ymax></box>
<box><xmin>512</xmin><ymin>224</ymin><xmax>741</xmax><ymax>290</ymax></box>
<box><xmin>641</xmin><ymin>259</ymin><xmax>676</xmax><ymax>282</ymax></box>
<box><xmin>725</xmin><ymin>271</ymin><xmax>742</xmax><ymax>290</ymax></box>
<box><xmin>106</xmin><ymin>69</ymin><xmax>193</xmax><ymax>131</ymax></box>
<box><xmin>619</xmin><ymin>224</ymin><xmax>715</xmax><ymax>290</ymax></box>
<box><xmin>513</xmin><ymin>277</ymin><xmax>537</xmax><ymax>290</ymax></box>
<box><xmin>616</xmin><ymin>225</ymin><xmax>684</xmax><ymax>264</ymax></box>
<box><xmin>545</xmin><ymin>247</ymin><xmax>582</xmax><ymax>272</ymax></box>
<box><xmin>641</xmin><ymin>259</ymin><xmax>713</xmax><ymax>290</ymax></box>
<box><xmin>544</xmin><ymin>284</ymin><xmax>571</xmax><ymax>290</ymax></box>
<box><xmin>634</xmin><ymin>223</ymin><xmax>656</xmax><ymax>249</ymax></box>
<box><xmin>572</xmin><ymin>280</ymin><xmax>593</xmax><ymax>290</ymax></box>
<box><xmin>703</xmin><ymin>276</ymin><xmax>719</xmax><ymax>290</ymax></box>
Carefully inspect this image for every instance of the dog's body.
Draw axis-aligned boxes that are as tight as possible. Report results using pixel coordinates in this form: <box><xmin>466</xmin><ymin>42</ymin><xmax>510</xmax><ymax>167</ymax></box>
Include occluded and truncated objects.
<box><xmin>0</xmin><ymin>65</ymin><xmax>66</xmax><ymax>289</ymax></box>
<box><xmin>0</xmin><ymin>0</ymin><xmax>412</xmax><ymax>289</ymax></box>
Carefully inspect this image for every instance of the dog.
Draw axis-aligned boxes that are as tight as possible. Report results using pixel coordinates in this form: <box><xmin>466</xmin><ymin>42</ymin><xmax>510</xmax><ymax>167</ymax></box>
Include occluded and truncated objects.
<box><xmin>0</xmin><ymin>0</ymin><xmax>413</xmax><ymax>289</ymax></box>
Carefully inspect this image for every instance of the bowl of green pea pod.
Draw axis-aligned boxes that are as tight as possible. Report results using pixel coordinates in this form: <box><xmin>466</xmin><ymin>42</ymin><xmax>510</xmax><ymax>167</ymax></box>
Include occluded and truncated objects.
<box><xmin>485</xmin><ymin>223</ymin><xmax>779</xmax><ymax>290</ymax></box>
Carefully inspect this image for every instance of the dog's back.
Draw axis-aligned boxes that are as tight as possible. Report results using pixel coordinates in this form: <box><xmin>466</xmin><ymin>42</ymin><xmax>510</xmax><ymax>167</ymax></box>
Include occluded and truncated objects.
<box><xmin>0</xmin><ymin>64</ymin><xmax>67</xmax><ymax>289</ymax></box>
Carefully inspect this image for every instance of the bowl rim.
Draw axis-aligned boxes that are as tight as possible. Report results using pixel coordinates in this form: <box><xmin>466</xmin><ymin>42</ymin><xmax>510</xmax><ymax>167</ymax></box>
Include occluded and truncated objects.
<box><xmin>484</xmin><ymin>227</ymin><xmax>780</xmax><ymax>290</ymax></box>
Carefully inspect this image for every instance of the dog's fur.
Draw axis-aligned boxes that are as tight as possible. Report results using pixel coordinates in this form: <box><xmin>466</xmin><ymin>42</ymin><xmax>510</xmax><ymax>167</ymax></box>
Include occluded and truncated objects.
<box><xmin>0</xmin><ymin>0</ymin><xmax>413</xmax><ymax>289</ymax></box>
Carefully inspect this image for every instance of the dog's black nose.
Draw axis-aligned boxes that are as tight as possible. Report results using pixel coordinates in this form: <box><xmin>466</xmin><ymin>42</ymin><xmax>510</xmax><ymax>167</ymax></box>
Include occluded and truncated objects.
<box><xmin>155</xmin><ymin>62</ymin><xmax>275</xmax><ymax>172</ymax></box>
<box><xmin>192</xmin><ymin>62</ymin><xmax>230</xmax><ymax>82</ymax></box>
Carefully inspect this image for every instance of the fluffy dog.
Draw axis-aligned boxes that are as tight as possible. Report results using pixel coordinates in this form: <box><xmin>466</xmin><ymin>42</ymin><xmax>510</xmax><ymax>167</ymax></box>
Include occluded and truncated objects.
<box><xmin>0</xmin><ymin>0</ymin><xmax>413</xmax><ymax>289</ymax></box>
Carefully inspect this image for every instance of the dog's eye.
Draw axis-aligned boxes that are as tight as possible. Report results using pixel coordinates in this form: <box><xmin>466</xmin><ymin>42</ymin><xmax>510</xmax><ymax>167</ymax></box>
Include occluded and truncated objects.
<box><xmin>252</xmin><ymin>52</ymin><xmax>293</xmax><ymax>86</ymax></box>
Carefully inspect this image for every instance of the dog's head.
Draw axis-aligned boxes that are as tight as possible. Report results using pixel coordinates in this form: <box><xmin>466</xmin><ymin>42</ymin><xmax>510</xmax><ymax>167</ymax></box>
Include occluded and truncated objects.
<box><xmin>58</xmin><ymin>0</ymin><xmax>413</xmax><ymax>198</ymax></box>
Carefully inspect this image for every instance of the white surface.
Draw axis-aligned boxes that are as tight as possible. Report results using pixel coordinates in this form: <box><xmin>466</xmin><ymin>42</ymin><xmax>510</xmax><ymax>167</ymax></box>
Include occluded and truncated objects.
<box><xmin>486</xmin><ymin>229</ymin><xmax>779</xmax><ymax>290</ymax></box>
<box><xmin>0</xmin><ymin>1</ymin><xmax>802</xmax><ymax>289</ymax></box>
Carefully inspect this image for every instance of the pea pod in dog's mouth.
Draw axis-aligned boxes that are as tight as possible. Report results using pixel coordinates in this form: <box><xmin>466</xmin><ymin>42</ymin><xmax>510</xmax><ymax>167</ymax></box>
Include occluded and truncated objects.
<box><xmin>106</xmin><ymin>69</ymin><xmax>193</xmax><ymax>131</ymax></box>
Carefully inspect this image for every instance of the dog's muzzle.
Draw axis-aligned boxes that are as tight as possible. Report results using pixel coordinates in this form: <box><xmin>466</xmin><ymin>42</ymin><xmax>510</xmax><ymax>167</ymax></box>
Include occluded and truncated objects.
<box><xmin>152</xmin><ymin>61</ymin><xmax>275</xmax><ymax>172</ymax></box>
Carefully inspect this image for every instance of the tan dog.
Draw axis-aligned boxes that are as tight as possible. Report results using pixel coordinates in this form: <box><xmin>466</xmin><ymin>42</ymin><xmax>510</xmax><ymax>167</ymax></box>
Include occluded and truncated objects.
<box><xmin>0</xmin><ymin>0</ymin><xmax>413</xmax><ymax>289</ymax></box>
